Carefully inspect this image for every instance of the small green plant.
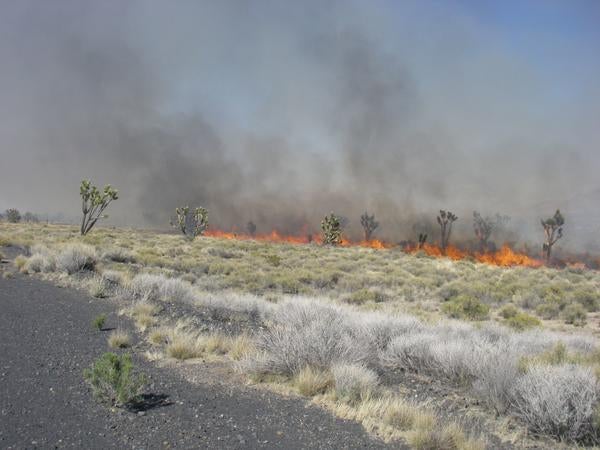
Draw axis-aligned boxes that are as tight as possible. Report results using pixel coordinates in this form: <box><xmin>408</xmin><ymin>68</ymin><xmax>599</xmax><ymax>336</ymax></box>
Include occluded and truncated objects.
<box><xmin>321</xmin><ymin>212</ymin><xmax>343</xmax><ymax>246</ymax></box>
<box><xmin>441</xmin><ymin>295</ymin><xmax>489</xmax><ymax>320</ymax></box>
<box><xmin>83</xmin><ymin>352</ymin><xmax>146</xmax><ymax>407</ymax></box>
<box><xmin>92</xmin><ymin>314</ymin><xmax>107</xmax><ymax>331</ymax></box>
<box><xmin>80</xmin><ymin>180</ymin><xmax>119</xmax><ymax>235</ymax></box>
<box><xmin>172</xmin><ymin>206</ymin><xmax>208</xmax><ymax>240</ymax></box>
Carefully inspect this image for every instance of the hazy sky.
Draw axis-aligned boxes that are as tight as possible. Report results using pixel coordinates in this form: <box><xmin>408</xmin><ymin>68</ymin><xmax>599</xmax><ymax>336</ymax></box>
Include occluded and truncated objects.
<box><xmin>0</xmin><ymin>1</ymin><xmax>599</xmax><ymax>246</ymax></box>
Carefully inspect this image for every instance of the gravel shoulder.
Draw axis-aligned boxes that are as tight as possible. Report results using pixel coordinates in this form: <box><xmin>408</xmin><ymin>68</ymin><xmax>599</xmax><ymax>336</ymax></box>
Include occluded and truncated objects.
<box><xmin>0</xmin><ymin>267</ymin><xmax>396</xmax><ymax>449</ymax></box>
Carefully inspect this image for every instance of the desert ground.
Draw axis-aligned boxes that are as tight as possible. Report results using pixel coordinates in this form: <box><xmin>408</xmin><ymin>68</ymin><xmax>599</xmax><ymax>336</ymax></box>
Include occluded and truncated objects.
<box><xmin>2</xmin><ymin>222</ymin><xmax>600</xmax><ymax>449</ymax></box>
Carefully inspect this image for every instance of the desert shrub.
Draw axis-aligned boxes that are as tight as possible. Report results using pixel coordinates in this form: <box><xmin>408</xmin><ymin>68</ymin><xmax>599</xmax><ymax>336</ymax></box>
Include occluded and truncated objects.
<box><xmin>535</xmin><ymin>302</ymin><xmax>561</xmax><ymax>319</ymax></box>
<box><xmin>441</xmin><ymin>295</ymin><xmax>489</xmax><ymax>320</ymax></box>
<box><xmin>264</xmin><ymin>254</ymin><xmax>282</xmax><ymax>267</ymax></box>
<box><xmin>241</xmin><ymin>300</ymin><xmax>373</xmax><ymax>376</ymax></box>
<box><xmin>293</xmin><ymin>366</ymin><xmax>334</xmax><ymax>397</ymax></box>
<box><xmin>83</xmin><ymin>353</ymin><xmax>146</xmax><ymax>407</ymax></box>
<box><xmin>510</xmin><ymin>364</ymin><xmax>598</xmax><ymax>442</ymax></box>
<box><xmin>92</xmin><ymin>314</ymin><xmax>107</xmax><ymax>331</ymax></box>
<box><xmin>504</xmin><ymin>312</ymin><xmax>541</xmax><ymax>331</ymax></box>
<box><xmin>499</xmin><ymin>304</ymin><xmax>518</xmax><ymax>319</ymax></box>
<box><xmin>56</xmin><ymin>244</ymin><xmax>97</xmax><ymax>274</ymax></box>
<box><xmin>108</xmin><ymin>330</ymin><xmax>131</xmax><ymax>349</ymax></box>
<box><xmin>331</xmin><ymin>363</ymin><xmax>378</xmax><ymax>404</ymax></box>
<box><xmin>101</xmin><ymin>247</ymin><xmax>136</xmax><ymax>263</ymax></box>
<box><xmin>346</xmin><ymin>288</ymin><xmax>387</xmax><ymax>305</ymax></box>
<box><xmin>24</xmin><ymin>253</ymin><xmax>56</xmax><ymax>273</ymax></box>
<box><xmin>128</xmin><ymin>273</ymin><xmax>195</xmax><ymax>303</ymax></box>
<box><xmin>562</xmin><ymin>303</ymin><xmax>587</xmax><ymax>326</ymax></box>
<box><xmin>571</xmin><ymin>286</ymin><xmax>600</xmax><ymax>312</ymax></box>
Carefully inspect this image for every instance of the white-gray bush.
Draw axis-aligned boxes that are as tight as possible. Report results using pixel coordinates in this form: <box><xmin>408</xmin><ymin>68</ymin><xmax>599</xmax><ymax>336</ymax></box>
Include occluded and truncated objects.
<box><xmin>242</xmin><ymin>300</ymin><xmax>375</xmax><ymax>376</ymax></box>
<box><xmin>56</xmin><ymin>244</ymin><xmax>97</xmax><ymax>274</ymax></box>
<box><xmin>510</xmin><ymin>364</ymin><xmax>598</xmax><ymax>442</ymax></box>
<box><xmin>127</xmin><ymin>273</ymin><xmax>195</xmax><ymax>303</ymax></box>
<box><xmin>332</xmin><ymin>363</ymin><xmax>378</xmax><ymax>403</ymax></box>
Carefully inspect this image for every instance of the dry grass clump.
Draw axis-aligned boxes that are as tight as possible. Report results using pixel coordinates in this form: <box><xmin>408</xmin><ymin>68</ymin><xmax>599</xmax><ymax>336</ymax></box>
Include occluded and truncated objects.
<box><xmin>88</xmin><ymin>276</ymin><xmax>109</xmax><ymax>298</ymax></box>
<box><xmin>122</xmin><ymin>301</ymin><xmax>161</xmax><ymax>332</ymax></box>
<box><xmin>161</xmin><ymin>322</ymin><xmax>235</xmax><ymax>360</ymax></box>
<box><xmin>293</xmin><ymin>366</ymin><xmax>334</xmax><ymax>397</ymax></box>
<box><xmin>108</xmin><ymin>330</ymin><xmax>131</xmax><ymax>349</ymax></box>
<box><xmin>228</xmin><ymin>334</ymin><xmax>255</xmax><ymax>360</ymax></box>
<box><xmin>408</xmin><ymin>421</ymin><xmax>484</xmax><ymax>450</ymax></box>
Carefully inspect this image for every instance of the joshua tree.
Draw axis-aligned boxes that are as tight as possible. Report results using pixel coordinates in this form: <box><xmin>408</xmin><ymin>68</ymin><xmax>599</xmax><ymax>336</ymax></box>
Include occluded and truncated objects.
<box><xmin>472</xmin><ymin>211</ymin><xmax>494</xmax><ymax>252</ymax></box>
<box><xmin>246</xmin><ymin>221</ymin><xmax>257</xmax><ymax>237</ymax></box>
<box><xmin>80</xmin><ymin>180</ymin><xmax>118</xmax><ymax>235</ymax></box>
<box><xmin>5</xmin><ymin>208</ymin><xmax>21</xmax><ymax>223</ymax></box>
<box><xmin>321</xmin><ymin>212</ymin><xmax>343</xmax><ymax>246</ymax></box>
<box><xmin>437</xmin><ymin>210</ymin><xmax>458</xmax><ymax>253</ymax></box>
<box><xmin>173</xmin><ymin>206</ymin><xmax>208</xmax><ymax>240</ymax></box>
<box><xmin>541</xmin><ymin>209</ymin><xmax>564</xmax><ymax>263</ymax></box>
<box><xmin>418</xmin><ymin>233</ymin><xmax>428</xmax><ymax>249</ymax></box>
<box><xmin>360</xmin><ymin>212</ymin><xmax>379</xmax><ymax>241</ymax></box>
<box><xmin>473</xmin><ymin>211</ymin><xmax>511</xmax><ymax>251</ymax></box>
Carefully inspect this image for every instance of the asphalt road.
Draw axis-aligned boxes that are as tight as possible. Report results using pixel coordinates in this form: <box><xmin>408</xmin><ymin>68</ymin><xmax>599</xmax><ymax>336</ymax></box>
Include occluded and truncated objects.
<box><xmin>0</xmin><ymin>268</ymin><xmax>396</xmax><ymax>449</ymax></box>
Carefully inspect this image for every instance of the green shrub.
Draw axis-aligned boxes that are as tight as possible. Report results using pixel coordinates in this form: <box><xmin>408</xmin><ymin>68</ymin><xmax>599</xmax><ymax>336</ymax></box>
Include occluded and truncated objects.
<box><xmin>83</xmin><ymin>353</ymin><xmax>146</xmax><ymax>407</ymax></box>
<box><xmin>346</xmin><ymin>288</ymin><xmax>387</xmax><ymax>304</ymax></box>
<box><xmin>264</xmin><ymin>254</ymin><xmax>282</xmax><ymax>267</ymax></box>
<box><xmin>499</xmin><ymin>304</ymin><xmax>518</xmax><ymax>319</ymax></box>
<box><xmin>92</xmin><ymin>314</ymin><xmax>107</xmax><ymax>331</ymax></box>
<box><xmin>562</xmin><ymin>303</ymin><xmax>587</xmax><ymax>326</ymax></box>
<box><xmin>535</xmin><ymin>302</ymin><xmax>561</xmax><ymax>320</ymax></box>
<box><xmin>570</xmin><ymin>286</ymin><xmax>600</xmax><ymax>312</ymax></box>
<box><xmin>504</xmin><ymin>311</ymin><xmax>541</xmax><ymax>330</ymax></box>
<box><xmin>441</xmin><ymin>295</ymin><xmax>489</xmax><ymax>320</ymax></box>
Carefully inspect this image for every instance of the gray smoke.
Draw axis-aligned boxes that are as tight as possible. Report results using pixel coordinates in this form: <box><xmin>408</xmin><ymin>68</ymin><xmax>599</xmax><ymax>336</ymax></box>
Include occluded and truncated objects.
<box><xmin>1</xmin><ymin>1</ymin><xmax>599</xmax><ymax>250</ymax></box>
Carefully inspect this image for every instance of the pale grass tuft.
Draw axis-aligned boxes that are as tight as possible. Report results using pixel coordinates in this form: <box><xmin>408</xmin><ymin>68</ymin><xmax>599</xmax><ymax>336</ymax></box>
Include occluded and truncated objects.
<box><xmin>229</xmin><ymin>334</ymin><xmax>255</xmax><ymax>360</ymax></box>
<box><xmin>408</xmin><ymin>422</ymin><xmax>485</xmax><ymax>450</ymax></box>
<box><xmin>164</xmin><ymin>321</ymin><xmax>205</xmax><ymax>360</ymax></box>
<box><xmin>149</xmin><ymin>328</ymin><xmax>169</xmax><ymax>346</ymax></box>
<box><xmin>14</xmin><ymin>255</ymin><xmax>27</xmax><ymax>271</ymax></box>
<box><xmin>145</xmin><ymin>350</ymin><xmax>164</xmax><ymax>361</ymax></box>
<box><xmin>293</xmin><ymin>366</ymin><xmax>334</xmax><ymax>397</ymax></box>
<box><xmin>135</xmin><ymin>313</ymin><xmax>157</xmax><ymax>332</ymax></box>
<box><xmin>108</xmin><ymin>330</ymin><xmax>131</xmax><ymax>349</ymax></box>
<box><xmin>88</xmin><ymin>276</ymin><xmax>108</xmax><ymax>298</ymax></box>
<box><xmin>204</xmin><ymin>333</ymin><xmax>233</xmax><ymax>355</ymax></box>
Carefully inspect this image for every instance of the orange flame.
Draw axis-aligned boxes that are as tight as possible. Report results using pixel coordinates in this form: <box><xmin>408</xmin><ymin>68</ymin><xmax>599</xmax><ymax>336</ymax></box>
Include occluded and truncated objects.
<box><xmin>204</xmin><ymin>228</ymin><xmax>547</xmax><ymax>268</ymax></box>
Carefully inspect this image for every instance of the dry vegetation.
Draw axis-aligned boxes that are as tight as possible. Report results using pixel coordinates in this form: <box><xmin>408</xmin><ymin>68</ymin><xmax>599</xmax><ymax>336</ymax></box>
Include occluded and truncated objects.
<box><xmin>3</xmin><ymin>221</ymin><xmax>600</xmax><ymax>448</ymax></box>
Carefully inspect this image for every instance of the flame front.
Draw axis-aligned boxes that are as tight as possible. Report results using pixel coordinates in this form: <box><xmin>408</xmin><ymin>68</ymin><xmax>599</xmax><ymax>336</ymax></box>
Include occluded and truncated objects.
<box><xmin>204</xmin><ymin>228</ymin><xmax>548</xmax><ymax>268</ymax></box>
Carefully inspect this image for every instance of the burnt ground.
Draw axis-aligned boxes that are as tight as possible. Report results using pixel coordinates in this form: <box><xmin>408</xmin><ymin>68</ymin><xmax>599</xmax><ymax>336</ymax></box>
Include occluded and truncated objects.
<box><xmin>0</xmin><ymin>261</ymin><xmax>396</xmax><ymax>449</ymax></box>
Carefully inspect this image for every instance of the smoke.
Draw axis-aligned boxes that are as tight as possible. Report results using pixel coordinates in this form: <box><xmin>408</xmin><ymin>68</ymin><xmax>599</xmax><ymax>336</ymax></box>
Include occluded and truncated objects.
<box><xmin>1</xmin><ymin>1</ymin><xmax>599</xmax><ymax>249</ymax></box>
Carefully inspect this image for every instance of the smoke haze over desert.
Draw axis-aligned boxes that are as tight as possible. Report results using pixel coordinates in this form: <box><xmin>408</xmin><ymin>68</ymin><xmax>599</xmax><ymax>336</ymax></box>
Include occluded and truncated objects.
<box><xmin>1</xmin><ymin>1</ymin><xmax>599</xmax><ymax>249</ymax></box>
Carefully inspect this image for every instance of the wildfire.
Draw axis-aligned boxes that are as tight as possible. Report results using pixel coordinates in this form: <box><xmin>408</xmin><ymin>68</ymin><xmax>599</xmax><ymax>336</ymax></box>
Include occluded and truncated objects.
<box><xmin>204</xmin><ymin>228</ymin><xmax>549</xmax><ymax>268</ymax></box>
